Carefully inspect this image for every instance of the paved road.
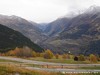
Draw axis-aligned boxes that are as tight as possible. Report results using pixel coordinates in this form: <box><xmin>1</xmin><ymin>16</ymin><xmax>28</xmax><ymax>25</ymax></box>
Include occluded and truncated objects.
<box><xmin>0</xmin><ymin>56</ymin><xmax>100</xmax><ymax>67</ymax></box>
<box><xmin>25</xmin><ymin>67</ymin><xmax>100</xmax><ymax>73</ymax></box>
<box><xmin>0</xmin><ymin>56</ymin><xmax>100</xmax><ymax>73</ymax></box>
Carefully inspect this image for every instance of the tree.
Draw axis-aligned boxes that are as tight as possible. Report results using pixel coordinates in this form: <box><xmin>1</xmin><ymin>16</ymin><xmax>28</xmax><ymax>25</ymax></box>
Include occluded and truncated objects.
<box><xmin>78</xmin><ymin>55</ymin><xmax>85</xmax><ymax>61</ymax></box>
<box><xmin>23</xmin><ymin>46</ymin><xmax>33</xmax><ymax>57</ymax></box>
<box><xmin>14</xmin><ymin>47</ymin><xmax>22</xmax><ymax>57</ymax></box>
<box><xmin>74</xmin><ymin>56</ymin><xmax>78</xmax><ymax>61</ymax></box>
<box><xmin>13</xmin><ymin>46</ymin><xmax>33</xmax><ymax>57</ymax></box>
<box><xmin>6</xmin><ymin>50</ymin><xmax>15</xmax><ymax>56</ymax></box>
<box><xmin>32</xmin><ymin>51</ymin><xmax>36</xmax><ymax>57</ymax></box>
<box><xmin>36</xmin><ymin>52</ymin><xmax>41</xmax><ymax>57</ymax></box>
<box><xmin>40</xmin><ymin>53</ymin><xmax>44</xmax><ymax>57</ymax></box>
<box><xmin>44</xmin><ymin>49</ymin><xmax>54</xmax><ymax>59</ymax></box>
<box><xmin>66</xmin><ymin>54</ymin><xmax>70</xmax><ymax>59</ymax></box>
<box><xmin>90</xmin><ymin>54</ymin><xmax>97</xmax><ymax>63</ymax></box>
<box><xmin>62</xmin><ymin>54</ymin><xmax>67</xmax><ymax>59</ymax></box>
<box><xmin>55</xmin><ymin>54</ymin><xmax>59</xmax><ymax>59</ymax></box>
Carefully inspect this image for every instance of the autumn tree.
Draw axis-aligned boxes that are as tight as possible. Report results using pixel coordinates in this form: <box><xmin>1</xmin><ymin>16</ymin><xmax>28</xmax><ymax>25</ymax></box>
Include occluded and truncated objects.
<box><xmin>62</xmin><ymin>54</ymin><xmax>67</xmax><ymax>59</ymax></box>
<box><xmin>90</xmin><ymin>54</ymin><xmax>97</xmax><ymax>63</ymax></box>
<box><xmin>40</xmin><ymin>53</ymin><xmax>44</xmax><ymax>57</ymax></box>
<box><xmin>66</xmin><ymin>54</ymin><xmax>70</xmax><ymax>59</ymax></box>
<box><xmin>78</xmin><ymin>55</ymin><xmax>85</xmax><ymax>61</ymax></box>
<box><xmin>14</xmin><ymin>47</ymin><xmax>23</xmax><ymax>57</ymax></box>
<box><xmin>6</xmin><ymin>50</ymin><xmax>15</xmax><ymax>56</ymax></box>
<box><xmin>55</xmin><ymin>53</ymin><xmax>59</xmax><ymax>59</ymax></box>
<box><xmin>44</xmin><ymin>49</ymin><xmax>54</xmax><ymax>59</ymax></box>
<box><xmin>32</xmin><ymin>51</ymin><xmax>36</xmax><ymax>57</ymax></box>
<box><xmin>13</xmin><ymin>46</ymin><xmax>33</xmax><ymax>57</ymax></box>
<box><xmin>36</xmin><ymin>52</ymin><xmax>41</xmax><ymax>57</ymax></box>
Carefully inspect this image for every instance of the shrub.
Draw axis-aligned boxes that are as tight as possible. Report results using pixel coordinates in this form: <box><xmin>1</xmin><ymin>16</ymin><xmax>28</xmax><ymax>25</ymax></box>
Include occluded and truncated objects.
<box><xmin>44</xmin><ymin>49</ymin><xmax>54</xmax><ymax>59</ymax></box>
<box><xmin>10</xmin><ymin>46</ymin><xmax>33</xmax><ymax>57</ymax></box>
<box><xmin>90</xmin><ymin>54</ymin><xmax>97</xmax><ymax>63</ymax></box>
<box><xmin>32</xmin><ymin>51</ymin><xmax>37</xmax><ymax>57</ymax></box>
<box><xmin>55</xmin><ymin>54</ymin><xmax>59</xmax><ymax>59</ymax></box>
<box><xmin>40</xmin><ymin>53</ymin><xmax>44</xmax><ymax>57</ymax></box>
<box><xmin>78</xmin><ymin>55</ymin><xmax>85</xmax><ymax>61</ymax></box>
<box><xmin>74</xmin><ymin>56</ymin><xmax>78</xmax><ymax>61</ymax></box>
<box><xmin>62</xmin><ymin>54</ymin><xmax>67</xmax><ymax>59</ymax></box>
<box><xmin>66</xmin><ymin>54</ymin><xmax>70</xmax><ymax>59</ymax></box>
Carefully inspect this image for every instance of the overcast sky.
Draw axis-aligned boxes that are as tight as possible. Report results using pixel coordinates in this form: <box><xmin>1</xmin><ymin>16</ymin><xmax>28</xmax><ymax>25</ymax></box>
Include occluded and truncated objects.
<box><xmin>0</xmin><ymin>0</ymin><xmax>100</xmax><ymax>23</ymax></box>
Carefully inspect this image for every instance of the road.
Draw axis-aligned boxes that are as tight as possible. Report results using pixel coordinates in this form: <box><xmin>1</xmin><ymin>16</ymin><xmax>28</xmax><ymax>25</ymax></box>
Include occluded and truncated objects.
<box><xmin>0</xmin><ymin>56</ymin><xmax>100</xmax><ymax>73</ymax></box>
<box><xmin>25</xmin><ymin>67</ymin><xmax>100</xmax><ymax>73</ymax></box>
<box><xmin>0</xmin><ymin>56</ymin><xmax>100</xmax><ymax>66</ymax></box>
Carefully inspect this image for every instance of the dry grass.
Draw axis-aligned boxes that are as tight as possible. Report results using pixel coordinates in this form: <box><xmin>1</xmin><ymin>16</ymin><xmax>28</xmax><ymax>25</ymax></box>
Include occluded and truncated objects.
<box><xmin>0</xmin><ymin>64</ymin><xmax>60</xmax><ymax>75</ymax></box>
<box><xmin>0</xmin><ymin>64</ymin><xmax>100</xmax><ymax>75</ymax></box>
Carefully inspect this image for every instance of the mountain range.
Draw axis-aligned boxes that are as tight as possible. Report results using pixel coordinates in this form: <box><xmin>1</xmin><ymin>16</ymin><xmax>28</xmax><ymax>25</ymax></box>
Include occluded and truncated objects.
<box><xmin>0</xmin><ymin>15</ymin><xmax>47</xmax><ymax>44</ymax></box>
<box><xmin>0</xmin><ymin>6</ymin><xmax>100</xmax><ymax>55</ymax></box>
<box><xmin>42</xmin><ymin>6</ymin><xmax>100</xmax><ymax>55</ymax></box>
<box><xmin>0</xmin><ymin>24</ymin><xmax>43</xmax><ymax>52</ymax></box>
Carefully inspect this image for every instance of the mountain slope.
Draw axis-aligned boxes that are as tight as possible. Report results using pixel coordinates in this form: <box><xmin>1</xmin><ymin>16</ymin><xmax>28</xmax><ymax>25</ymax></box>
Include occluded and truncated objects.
<box><xmin>44</xmin><ymin>18</ymin><xmax>70</xmax><ymax>36</ymax></box>
<box><xmin>43</xmin><ymin>6</ymin><xmax>100</xmax><ymax>55</ymax></box>
<box><xmin>0</xmin><ymin>15</ymin><xmax>46</xmax><ymax>44</ymax></box>
<box><xmin>0</xmin><ymin>24</ymin><xmax>43</xmax><ymax>52</ymax></box>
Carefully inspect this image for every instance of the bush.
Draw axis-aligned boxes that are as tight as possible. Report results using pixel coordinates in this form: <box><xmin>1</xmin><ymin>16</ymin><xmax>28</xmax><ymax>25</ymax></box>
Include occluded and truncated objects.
<box><xmin>62</xmin><ymin>54</ymin><xmax>67</xmax><ymax>59</ymax></box>
<box><xmin>44</xmin><ymin>49</ymin><xmax>54</xmax><ymax>59</ymax></box>
<box><xmin>32</xmin><ymin>51</ymin><xmax>37</xmax><ymax>57</ymax></box>
<box><xmin>40</xmin><ymin>53</ymin><xmax>44</xmax><ymax>57</ymax></box>
<box><xmin>55</xmin><ymin>54</ymin><xmax>59</xmax><ymax>59</ymax></box>
<box><xmin>66</xmin><ymin>54</ymin><xmax>70</xmax><ymax>59</ymax></box>
<box><xmin>7</xmin><ymin>46</ymin><xmax>34</xmax><ymax>57</ymax></box>
<box><xmin>90</xmin><ymin>54</ymin><xmax>98</xmax><ymax>63</ymax></box>
<box><xmin>78</xmin><ymin>55</ymin><xmax>85</xmax><ymax>61</ymax></box>
<box><xmin>74</xmin><ymin>56</ymin><xmax>78</xmax><ymax>61</ymax></box>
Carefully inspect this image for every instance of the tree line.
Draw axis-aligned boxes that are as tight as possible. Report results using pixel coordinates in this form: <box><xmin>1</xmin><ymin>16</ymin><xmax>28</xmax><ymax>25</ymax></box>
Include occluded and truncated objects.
<box><xmin>0</xmin><ymin>46</ymin><xmax>99</xmax><ymax>63</ymax></box>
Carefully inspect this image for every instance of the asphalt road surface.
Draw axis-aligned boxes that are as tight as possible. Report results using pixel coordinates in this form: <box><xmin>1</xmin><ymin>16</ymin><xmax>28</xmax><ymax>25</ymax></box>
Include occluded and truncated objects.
<box><xmin>25</xmin><ymin>67</ymin><xmax>100</xmax><ymax>73</ymax></box>
<box><xmin>0</xmin><ymin>56</ymin><xmax>100</xmax><ymax>73</ymax></box>
<box><xmin>0</xmin><ymin>56</ymin><xmax>100</xmax><ymax>66</ymax></box>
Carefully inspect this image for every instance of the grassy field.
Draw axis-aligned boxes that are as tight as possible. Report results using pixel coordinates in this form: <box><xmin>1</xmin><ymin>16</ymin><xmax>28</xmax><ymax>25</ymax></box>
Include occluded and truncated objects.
<box><xmin>0</xmin><ymin>57</ymin><xmax>100</xmax><ymax>75</ymax></box>
<box><xmin>0</xmin><ymin>59</ymin><xmax>22</xmax><ymax>63</ymax></box>
<box><xmin>28</xmin><ymin>57</ymin><xmax>100</xmax><ymax>64</ymax></box>
<box><xmin>80</xmin><ymin>66</ymin><xmax>100</xmax><ymax>70</ymax></box>
<box><xmin>0</xmin><ymin>64</ymin><xmax>100</xmax><ymax>75</ymax></box>
<box><xmin>0</xmin><ymin>64</ymin><xmax>59</xmax><ymax>75</ymax></box>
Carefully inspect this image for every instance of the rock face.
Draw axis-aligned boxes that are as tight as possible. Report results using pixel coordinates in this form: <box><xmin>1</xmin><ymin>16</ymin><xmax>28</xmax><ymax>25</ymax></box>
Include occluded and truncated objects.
<box><xmin>0</xmin><ymin>24</ymin><xmax>43</xmax><ymax>53</ymax></box>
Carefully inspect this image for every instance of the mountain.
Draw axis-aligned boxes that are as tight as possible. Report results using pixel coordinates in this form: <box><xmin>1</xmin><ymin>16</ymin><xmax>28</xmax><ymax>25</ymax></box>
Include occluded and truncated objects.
<box><xmin>0</xmin><ymin>24</ymin><xmax>43</xmax><ymax>53</ymax></box>
<box><xmin>0</xmin><ymin>15</ymin><xmax>47</xmax><ymax>44</ymax></box>
<box><xmin>33</xmin><ymin>23</ymin><xmax>48</xmax><ymax>31</ymax></box>
<box><xmin>44</xmin><ymin>17</ymin><xmax>70</xmax><ymax>36</ymax></box>
<box><xmin>42</xmin><ymin>6</ymin><xmax>100</xmax><ymax>55</ymax></box>
<box><xmin>0</xmin><ymin>6</ymin><xmax>100</xmax><ymax>55</ymax></box>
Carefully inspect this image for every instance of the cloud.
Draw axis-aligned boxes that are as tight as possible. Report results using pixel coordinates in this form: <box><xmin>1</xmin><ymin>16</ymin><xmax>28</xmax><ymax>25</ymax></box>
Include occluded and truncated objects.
<box><xmin>0</xmin><ymin>0</ymin><xmax>99</xmax><ymax>23</ymax></box>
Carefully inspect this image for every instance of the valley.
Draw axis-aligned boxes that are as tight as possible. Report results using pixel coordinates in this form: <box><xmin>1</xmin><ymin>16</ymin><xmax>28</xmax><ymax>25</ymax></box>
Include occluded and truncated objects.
<box><xmin>0</xmin><ymin>5</ymin><xmax>100</xmax><ymax>75</ymax></box>
<box><xmin>0</xmin><ymin>56</ymin><xmax>100</xmax><ymax>75</ymax></box>
<box><xmin>0</xmin><ymin>6</ymin><xmax>100</xmax><ymax>55</ymax></box>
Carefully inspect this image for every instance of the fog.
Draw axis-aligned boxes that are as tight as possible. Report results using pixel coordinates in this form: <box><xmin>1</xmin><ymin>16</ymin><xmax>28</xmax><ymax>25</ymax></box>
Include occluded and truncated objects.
<box><xmin>0</xmin><ymin>0</ymin><xmax>99</xmax><ymax>23</ymax></box>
